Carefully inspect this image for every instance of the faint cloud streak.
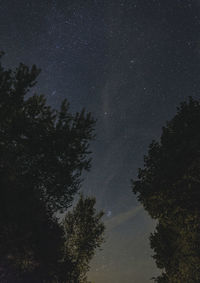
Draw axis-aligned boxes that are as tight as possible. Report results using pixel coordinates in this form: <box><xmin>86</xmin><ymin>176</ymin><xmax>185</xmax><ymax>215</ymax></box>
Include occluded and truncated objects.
<box><xmin>105</xmin><ymin>206</ymin><xmax>142</xmax><ymax>231</ymax></box>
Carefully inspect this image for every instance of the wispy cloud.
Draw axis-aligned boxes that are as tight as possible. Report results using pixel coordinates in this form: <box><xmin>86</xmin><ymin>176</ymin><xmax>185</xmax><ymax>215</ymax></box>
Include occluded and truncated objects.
<box><xmin>105</xmin><ymin>206</ymin><xmax>142</xmax><ymax>231</ymax></box>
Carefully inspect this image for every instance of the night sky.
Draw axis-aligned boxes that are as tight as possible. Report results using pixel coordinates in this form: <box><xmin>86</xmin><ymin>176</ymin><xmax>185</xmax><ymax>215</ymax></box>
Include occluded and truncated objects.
<box><xmin>1</xmin><ymin>0</ymin><xmax>200</xmax><ymax>282</ymax></box>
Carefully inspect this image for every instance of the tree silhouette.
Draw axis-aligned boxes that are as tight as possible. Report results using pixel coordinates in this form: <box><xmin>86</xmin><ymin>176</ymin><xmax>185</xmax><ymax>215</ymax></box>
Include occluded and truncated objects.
<box><xmin>132</xmin><ymin>97</ymin><xmax>200</xmax><ymax>282</ymax></box>
<box><xmin>59</xmin><ymin>195</ymin><xmax>105</xmax><ymax>283</ymax></box>
<box><xmin>0</xmin><ymin>53</ymin><xmax>104</xmax><ymax>282</ymax></box>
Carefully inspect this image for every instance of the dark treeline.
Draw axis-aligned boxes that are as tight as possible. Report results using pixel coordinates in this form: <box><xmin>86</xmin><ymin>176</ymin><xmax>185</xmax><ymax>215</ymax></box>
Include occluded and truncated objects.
<box><xmin>132</xmin><ymin>97</ymin><xmax>200</xmax><ymax>282</ymax></box>
<box><xmin>0</xmin><ymin>52</ymin><xmax>104</xmax><ymax>283</ymax></box>
<box><xmin>1</xmin><ymin>50</ymin><xmax>200</xmax><ymax>283</ymax></box>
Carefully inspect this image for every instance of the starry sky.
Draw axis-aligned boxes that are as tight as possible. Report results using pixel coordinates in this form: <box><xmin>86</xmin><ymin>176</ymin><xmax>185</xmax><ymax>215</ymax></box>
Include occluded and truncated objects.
<box><xmin>1</xmin><ymin>0</ymin><xmax>200</xmax><ymax>282</ymax></box>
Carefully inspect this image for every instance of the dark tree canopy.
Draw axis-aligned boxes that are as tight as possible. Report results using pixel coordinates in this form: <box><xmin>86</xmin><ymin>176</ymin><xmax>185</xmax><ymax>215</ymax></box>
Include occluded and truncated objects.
<box><xmin>132</xmin><ymin>97</ymin><xmax>200</xmax><ymax>282</ymax></box>
<box><xmin>60</xmin><ymin>195</ymin><xmax>105</xmax><ymax>283</ymax></box>
<box><xmin>0</xmin><ymin>54</ymin><xmax>104</xmax><ymax>282</ymax></box>
<box><xmin>0</xmin><ymin>55</ymin><xmax>95</xmax><ymax>212</ymax></box>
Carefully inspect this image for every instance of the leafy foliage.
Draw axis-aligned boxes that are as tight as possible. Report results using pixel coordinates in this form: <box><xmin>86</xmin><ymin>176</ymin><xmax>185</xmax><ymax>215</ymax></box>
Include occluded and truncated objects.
<box><xmin>59</xmin><ymin>195</ymin><xmax>105</xmax><ymax>283</ymax></box>
<box><xmin>132</xmin><ymin>97</ymin><xmax>200</xmax><ymax>282</ymax></box>
<box><xmin>0</xmin><ymin>53</ymin><xmax>104</xmax><ymax>282</ymax></box>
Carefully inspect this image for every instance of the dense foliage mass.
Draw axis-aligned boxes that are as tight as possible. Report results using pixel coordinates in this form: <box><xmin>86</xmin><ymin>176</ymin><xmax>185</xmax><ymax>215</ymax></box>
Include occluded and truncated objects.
<box><xmin>132</xmin><ymin>97</ymin><xmax>200</xmax><ymax>282</ymax></box>
<box><xmin>62</xmin><ymin>195</ymin><xmax>104</xmax><ymax>283</ymax></box>
<box><xmin>0</xmin><ymin>52</ymin><xmax>104</xmax><ymax>282</ymax></box>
